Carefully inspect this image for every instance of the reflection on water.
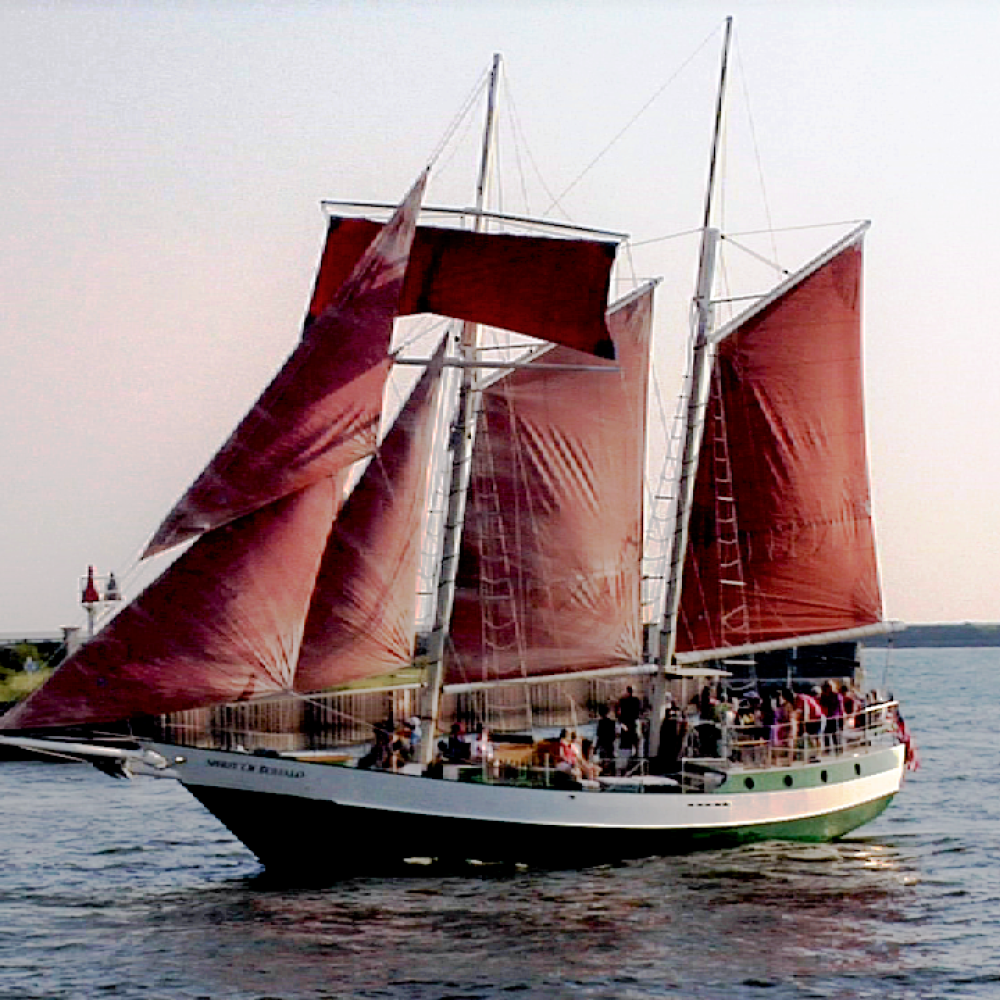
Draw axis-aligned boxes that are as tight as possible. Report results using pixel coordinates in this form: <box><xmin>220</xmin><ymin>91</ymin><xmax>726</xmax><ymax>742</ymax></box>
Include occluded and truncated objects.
<box><xmin>2</xmin><ymin>649</ymin><xmax>1000</xmax><ymax>998</ymax></box>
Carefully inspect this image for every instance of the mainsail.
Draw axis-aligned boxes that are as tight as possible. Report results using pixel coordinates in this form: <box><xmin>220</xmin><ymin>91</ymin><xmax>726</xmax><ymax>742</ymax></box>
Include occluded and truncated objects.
<box><xmin>675</xmin><ymin>238</ymin><xmax>882</xmax><ymax>658</ymax></box>
<box><xmin>448</xmin><ymin>284</ymin><xmax>654</xmax><ymax>683</ymax></box>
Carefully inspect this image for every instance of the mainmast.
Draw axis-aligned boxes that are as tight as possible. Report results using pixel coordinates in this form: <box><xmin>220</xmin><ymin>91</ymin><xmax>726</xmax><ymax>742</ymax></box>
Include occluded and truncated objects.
<box><xmin>650</xmin><ymin>17</ymin><xmax>732</xmax><ymax>751</ymax></box>
<box><xmin>421</xmin><ymin>53</ymin><xmax>502</xmax><ymax>763</ymax></box>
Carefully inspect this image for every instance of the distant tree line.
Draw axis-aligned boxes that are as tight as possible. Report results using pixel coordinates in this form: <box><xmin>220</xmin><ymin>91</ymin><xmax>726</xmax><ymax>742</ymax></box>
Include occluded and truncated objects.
<box><xmin>868</xmin><ymin>622</ymin><xmax>1000</xmax><ymax>648</ymax></box>
<box><xmin>0</xmin><ymin>640</ymin><xmax>63</xmax><ymax>711</ymax></box>
<box><xmin>0</xmin><ymin>640</ymin><xmax>65</xmax><ymax>673</ymax></box>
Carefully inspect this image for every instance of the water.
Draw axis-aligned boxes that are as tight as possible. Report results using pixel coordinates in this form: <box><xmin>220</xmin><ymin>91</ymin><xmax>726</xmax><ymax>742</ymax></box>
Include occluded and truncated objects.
<box><xmin>0</xmin><ymin>648</ymin><xmax>996</xmax><ymax>1000</ymax></box>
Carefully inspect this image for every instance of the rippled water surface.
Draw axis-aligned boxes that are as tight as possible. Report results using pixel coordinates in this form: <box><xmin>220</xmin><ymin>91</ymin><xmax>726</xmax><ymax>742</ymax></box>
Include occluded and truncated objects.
<box><xmin>1</xmin><ymin>648</ymin><xmax>995</xmax><ymax>999</ymax></box>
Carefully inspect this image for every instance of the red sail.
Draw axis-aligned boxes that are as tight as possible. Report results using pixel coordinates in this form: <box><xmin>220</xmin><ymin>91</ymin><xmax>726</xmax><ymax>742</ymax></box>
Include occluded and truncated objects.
<box><xmin>293</xmin><ymin>340</ymin><xmax>446</xmax><ymax>691</ymax></box>
<box><xmin>144</xmin><ymin>173</ymin><xmax>428</xmax><ymax>558</ymax></box>
<box><xmin>447</xmin><ymin>286</ymin><xmax>654</xmax><ymax>684</ymax></box>
<box><xmin>676</xmin><ymin>242</ymin><xmax>882</xmax><ymax>655</ymax></box>
<box><xmin>308</xmin><ymin>219</ymin><xmax>617</xmax><ymax>357</ymax></box>
<box><xmin>0</xmin><ymin>480</ymin><xmax>339</xmax><ymax>730</ymax></box>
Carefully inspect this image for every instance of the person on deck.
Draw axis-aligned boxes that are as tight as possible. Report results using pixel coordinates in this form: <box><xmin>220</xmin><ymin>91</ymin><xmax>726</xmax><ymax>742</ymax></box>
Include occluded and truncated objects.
<box><xmin>840</xmin><ymin>683</ymin><xmax>862</xmax><ymax>740</ymax></box>
<box><xmin>795</xmin><ymin>688</ymin><xmax>826</xmax><ymax>755</ymax></box>
<box><xmin>444</xmin><ymin>722</ymin><xmax>471</xmax><ymax>762</ymax></box>
<box><xmin>555</xmin><ymin>729</ymin><xmax>580</xmax><ymax>784</ymax></box>
<box><xmin>617</xmin><ymin>686</ymin><xmax>642</xmax><ymax>756</ymax></box>
<box><xmin>578</xmin><ymin>738</ymin><xmax>600</xmax><ymax>781</ymax></box>
<box><xmin>819</xmin><ymin>681</ymin><xmax>844</xmax><ymax>751</ymax></box>
<box><xmin>596</xmin><ymin>703</ymin><xmax>617</xmax><ymax>773</ymax></box>
<box><xmin>772</xmin><ymin>690</ymin><xmax>796</xmax><ymax>762</ymax></box>
<box><xmin>655</xmin><ymin>695</ymin><xmax>686</xmax><ymax>774</ymax></box>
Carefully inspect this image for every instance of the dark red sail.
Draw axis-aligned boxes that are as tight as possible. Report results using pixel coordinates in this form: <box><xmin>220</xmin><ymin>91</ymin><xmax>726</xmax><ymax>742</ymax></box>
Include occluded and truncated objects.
<box><xmin>308</xmin><ymin>219</ymin><xmax>617</xmax><ymax>357</ymax></box>
<box><xmin>294</xmin><ymin>340</ymin><xmax>446</xmax><ymax>691</ymax></box>
<box><xmin>1</xmin><ymin>480</ymin><xmax>339</xmax><ymax>729</ymax></box>
<box><xmin>447</xmin><ymin>285</ymin><xmax>654</xmax><ymax>684</ymax></box>
<box><xmin>676</xmin><ymin>241</ymin><xmax>882</xmax><ymax>655</ymax></box>
<box><xmin>144</xmin><ymin>173</ymin><xmax>428</xmax><ymax>558</ymax></box>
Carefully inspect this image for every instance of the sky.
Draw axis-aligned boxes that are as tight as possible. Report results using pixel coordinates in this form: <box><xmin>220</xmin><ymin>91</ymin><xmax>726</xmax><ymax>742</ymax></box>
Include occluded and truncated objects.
<box><xmin>2</xmin><ymin>0</ymin><xmax>998</xmax><ymax>636</ymax></box>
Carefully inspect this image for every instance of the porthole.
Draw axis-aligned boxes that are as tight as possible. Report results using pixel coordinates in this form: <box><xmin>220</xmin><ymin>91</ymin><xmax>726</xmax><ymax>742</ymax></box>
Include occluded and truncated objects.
<box><xmin>744</xmin><ymin>777</ymin><xmax>755</xmax><ymax>790</ymax></box>
<box><xmin>854</xmin><ymin>763</ymin><xmax>862</xmax><ymax>776</ymax></box>
<box><xmin>783</xmin><ymin>775</ymin><xmax>793</xmax><ymax>787</ymax></box>
<box><xmin>820</xmin><ymin>770</ymin><xmax>829</xmax><ymax>783</ymax></box>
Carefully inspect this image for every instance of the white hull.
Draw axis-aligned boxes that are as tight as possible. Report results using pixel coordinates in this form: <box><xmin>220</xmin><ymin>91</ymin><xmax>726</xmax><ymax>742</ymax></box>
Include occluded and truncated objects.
<box><xmin>148</xmin><ymin>741</ymin><xmax>905</xmax><ymax>870</ymax></box>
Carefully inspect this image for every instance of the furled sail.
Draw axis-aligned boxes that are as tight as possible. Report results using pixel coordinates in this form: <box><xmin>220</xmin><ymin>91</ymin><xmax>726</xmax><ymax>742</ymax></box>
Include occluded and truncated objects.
<box><xmin>143</xmin><ymin>172</ymin><xmax>429</xmax><ymax>559</ymax></box>
<box><xmin>293</xmin><ymin>339</ymin><xmax>446</xmax><ymax>691</ymax></box>
<box><xmin>308</xmin><ymin>219</ymin><xmax>618</xmax><ymax>357</ymax></box>
<box><xmin>447</xmin><ymin>284</ymin><xmax>654</xmax><ymax>684</ymax></box>
<box><xmin>675</xmin><ymin>239</ymin><xmax>882</xmax><ymax>656</ymax></box>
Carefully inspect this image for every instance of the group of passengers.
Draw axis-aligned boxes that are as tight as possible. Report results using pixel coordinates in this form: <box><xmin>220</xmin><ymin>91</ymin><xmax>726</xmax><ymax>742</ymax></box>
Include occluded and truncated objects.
<box><xmin>554</xmin><ymin>729</ymin><xmax>601</xmax><ymax>783</ymax></box>
<box><xmin>357</xmin><ymin>714</ymin><xmax>423</xmax><ymax>771</ymax></box>
<box><xmin>554</xmin><ymin>683</ymin><xmax>647</xmax><ymax>783</ymax></box>
<box><xmin>357</xmin><ymin>679</ymin><xmax>890</xmax><ymax>778</ymax></box>
<box><xmin>680</xmin><ymin>681</ymin><xmax>883</xmax><ymax>763</ymax></box>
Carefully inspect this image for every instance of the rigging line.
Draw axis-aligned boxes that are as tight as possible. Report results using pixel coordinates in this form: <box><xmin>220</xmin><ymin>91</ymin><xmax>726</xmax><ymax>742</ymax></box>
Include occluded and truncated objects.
<box><xmin>644</xmin><ymin>369</ymin><xmax>676</xmax><ymax>539</ymax></box>
<box><xmin>630</xmin><ymin>227</ymin><xmax>704</xmax><ymax>248</ymax></box>
<box><xmin>279</xmin><ymin>689</ymin><xmax>394</xmax><ymax>732</ymax></box>
<box><xmin>432</xmin><ymin>105</ymin><xmax>484</xmax><ymax>181</ymax></box>
<box><xmin>394</xmin><ymin>316</ymin><xmax>453</xmax><ymax>355</ymax></box>
<box><xmin>733</xmin><ymin>34</ymin><xmax>779</xmax><ymax>270</ymax></box>
<box><xmin>615</xmin><ymin>242</ymin><xmax>640</xmax><ymax>291</ymax></box>
<box><xmin>720</xmin><ymin>235</ymin><xmax>789</xmax><ymax>276</ymax></box>
<box><xmin>425</xmin><ymin>65</ymin><xmax>492</xmax><ymax>168</ymax></box>
<box><xmin>501</xmin><ymin>63</ymin><xmax>535</xmax><ymax>217</ymax></box>
<box><xmin>546</xmin><ymin>23</ymin><xmax>724</xmax><ymax>215</ymax></box>
<box><xmin>726</xmin><ymin>219</ymin><xmax>870</xmax><ymax>238</ymax></box>
<box><xmin>504</xmin><ymin>73</ymin><xmax>573</xmax><ymax>223</ymax></box>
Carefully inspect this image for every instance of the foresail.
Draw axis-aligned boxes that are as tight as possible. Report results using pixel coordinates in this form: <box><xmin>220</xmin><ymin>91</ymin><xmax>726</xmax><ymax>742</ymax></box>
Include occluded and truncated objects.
<box><xmin>447</xmin><ymin>284</ymin><xmax>654</xmax><ymax>684</ymax></box>
<box><xmin>144</xmin><ymin>172</ymin><xmax>429</xmax><ymax>559</ymax></box>
<box><xmin>0</xmin><ymin>175</ymin><xmax>433</xmax><ymax>732</ymax></box>
<box><xmin>308</xmin><ymin>220</ymin><xmax>617</xmax><ymax>357</ymax></box>
<box><xmin>293</xmin><ymin>339</ymin><xmax>446</xmax><ymax>691</ymax></box>
<box><xmin>0</xmin><ymin>481</ymin><xmax>339</xmax><ymax>730</ymax></box>
<box><xmin>675</xmin><ymin>239</ymin><xmax>883</xmax><ymax>656</ymax></box>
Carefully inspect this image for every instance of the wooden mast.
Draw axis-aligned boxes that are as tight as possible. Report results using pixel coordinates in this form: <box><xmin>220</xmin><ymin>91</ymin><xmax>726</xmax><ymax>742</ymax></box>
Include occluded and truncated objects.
<box><xmin>649</xmin><ymin>17</ymin><xmax>732</xmax><ymax>754</ymax></box>
<box><xmin>421</xmin><ymin>54</ymin><xmax>502</xmax><ymax>764</ymax></box>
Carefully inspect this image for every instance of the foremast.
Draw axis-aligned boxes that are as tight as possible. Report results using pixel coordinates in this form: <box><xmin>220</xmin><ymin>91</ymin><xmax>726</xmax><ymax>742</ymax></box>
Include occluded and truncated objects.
<box><xmin>650</xmin><ymin>17</ymin><xmax>732</xmax><ymax>753</ymax></box>
<box><xmin>421</xmin><ymin>53</ymin><xmax>502</xmax><ymax>764</ymax></box>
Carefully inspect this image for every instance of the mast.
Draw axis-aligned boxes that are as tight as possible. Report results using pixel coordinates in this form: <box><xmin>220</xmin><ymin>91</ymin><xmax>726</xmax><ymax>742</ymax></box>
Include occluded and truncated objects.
<box><xmin>421</xmin><ymin>53</ymin><xmax>501</xmax><ymax>764</ymax></box>
<box><xmin>650</xmin><ymin>17</ymin><xmax>731</xmax><ymax>752</ymax></box>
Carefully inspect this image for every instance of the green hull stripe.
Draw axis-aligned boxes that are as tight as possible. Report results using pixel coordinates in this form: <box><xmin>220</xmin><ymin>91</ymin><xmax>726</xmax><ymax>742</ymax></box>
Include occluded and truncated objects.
<box><xmin>691</xmin><ymin>793</ymin><xmax>896</xmax><ymax>846</ymax></box>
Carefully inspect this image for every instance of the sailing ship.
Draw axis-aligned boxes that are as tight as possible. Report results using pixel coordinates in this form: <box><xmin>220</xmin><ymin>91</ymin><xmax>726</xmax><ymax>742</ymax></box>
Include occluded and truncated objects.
<box><xmin>0</xmin><ymin>30</ymin><xmax>907</xmax><ymax>871</ymax></box>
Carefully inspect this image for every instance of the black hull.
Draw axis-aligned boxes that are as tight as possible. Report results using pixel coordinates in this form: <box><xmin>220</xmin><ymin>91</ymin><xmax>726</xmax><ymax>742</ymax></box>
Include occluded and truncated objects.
<box><xmin>186</xmin><ymin>783</ymin><xmax>896</xmax><ymax>873</ymax></box>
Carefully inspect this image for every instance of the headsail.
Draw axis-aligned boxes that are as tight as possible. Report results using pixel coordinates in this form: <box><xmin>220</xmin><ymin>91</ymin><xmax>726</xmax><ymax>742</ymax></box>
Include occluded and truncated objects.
<box><xmin>143</xmin><ymin>171</ymin><xmax>429</xmax><ymax>559</ymax></box>
<box><xmin>447</xmin><ymin>284</ymin><xmax>654</xmax><ymax>684</ymax></box>
<box><xmin>0</xmin><ymin>480</ymin><xmax>340</xmax><ymax>729</ymax></box>
<box><xmin>308</xmin><ymin>219</ymin><xmax>618</xmax><ymax>357</ymax></box>
<box><xmin>675</xmin><ymin>237</ymin><xmax>882</xmax><ymax>659</ymax></box>
<box><xmin>0</xmin><ymin>175</ymin><xmax>431</xmax><ymax>731</ymax></box>
<box><xmin>293</xmin><ymin>338</ymin><xmax>446</xmax><ymax>691</ymax></box>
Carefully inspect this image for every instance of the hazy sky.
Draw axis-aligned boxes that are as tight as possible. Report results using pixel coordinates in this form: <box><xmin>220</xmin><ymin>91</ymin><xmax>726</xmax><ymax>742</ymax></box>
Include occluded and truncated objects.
<box><xmin>2</xmin><ymin>0</ymin><xmax>998</xmax><ymax>635</ymax></box>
